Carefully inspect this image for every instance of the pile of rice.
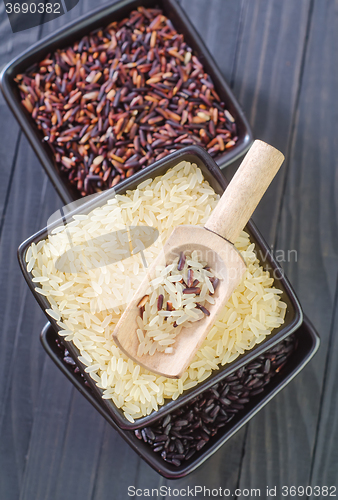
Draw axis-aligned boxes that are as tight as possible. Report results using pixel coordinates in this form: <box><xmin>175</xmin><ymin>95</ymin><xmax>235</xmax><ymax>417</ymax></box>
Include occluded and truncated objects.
<box><xmin>136</xmin><ymin>252</ymin><xmax>219</xmax><ymax>356</ymax></box>
<box><xmin>26</xmin><ymin>161</ymin><xmax>286</xmax><ymax>422</ymax></box>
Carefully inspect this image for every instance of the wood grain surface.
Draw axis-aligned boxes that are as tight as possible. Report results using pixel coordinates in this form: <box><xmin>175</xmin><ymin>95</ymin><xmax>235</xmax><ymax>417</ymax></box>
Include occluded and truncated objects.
<box><xmin>0</xmin><ymin>0</ymin><xmax>337</xmax><ymax>498</ymax></box>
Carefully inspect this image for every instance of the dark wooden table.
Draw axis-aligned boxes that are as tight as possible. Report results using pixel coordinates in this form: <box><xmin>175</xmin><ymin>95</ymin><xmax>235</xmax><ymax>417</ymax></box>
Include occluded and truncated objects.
<box><xmin>0</xmin><ymin>1</ymin><xmax>337</xmax><ymax>498</ymax></box>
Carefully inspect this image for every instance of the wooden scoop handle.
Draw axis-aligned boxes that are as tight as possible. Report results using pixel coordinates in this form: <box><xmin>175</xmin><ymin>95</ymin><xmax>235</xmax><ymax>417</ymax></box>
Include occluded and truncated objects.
<box><xmin>204</xmin><ymin>140</ymin><xmax>284</xmax><ymax>243</ymax></box>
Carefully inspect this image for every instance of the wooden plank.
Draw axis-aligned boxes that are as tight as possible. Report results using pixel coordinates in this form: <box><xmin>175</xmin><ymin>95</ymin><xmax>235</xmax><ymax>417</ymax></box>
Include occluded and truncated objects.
<box><xmin>238</xmin><ymin>366</ymin><xmax>322</xmax><ymax>490</ymax></box>
<box><xmin>91</xmin><ymin>424</ymin><xmax>141</xmax><ymax>500</ymax></box>
<box><xmin>0</xmin><ymin>2</ymin><xmax>43</xmax><ymax>230</ymax></box>
<box><xmin>39</xmin><ymin>0</ymin><xmax>83</xmax><ymax>36</ymax></box>
<box><xmin>0</xmin><ymin>0</ymin><xmax>91</xmax><ymax>419</ymax></box>
<box><xmin>0</xmin><ymin>0</ymin><xmax>83</xmax><ymax>235</ymax></box>
<box><xmin>180</xmin><ymin>0</ymin><xmax>244</xmax><ymax>83</ymax></box>
<box><xmin>0</xmin><ymin>287</ymin><xmax>47</xmax><ymax>499</ymax></box>
<box><xmin>53</xmin><ymin>391</ymin><xmax>106</xmax><ymax>500</ymax></box>
<box><xmin>1</xmin><ymin>0</ymin><xmax>334</xmax><ymax>498</ymax></box>
<box><xmin>24</xmin><ymin>5</ymin><xmax>144</xmax><ymax>499</ymax></box>
<box><xmin>175</xmin><ymin>0</ymin><xmax>313</xmax><ymax>493</ymax></box>
<box><xmin>0</xmin><ymin>141</ymin><xmax>61</xmax><ymax>500</ymax></box>
<box><xmin>0</xmin><ymin>3</ymin><xmax>98</xmax><ymax>499</ymax></box>
<box><xmin>4</xmin><ymin>3</ymin><xmax>143</xmax><ymax>500</ymax></box>
<box><xmin>0</xmin><ymin>135</ymin><xmax>60</xmax><ymax>423</ymax></box>
<box><xmin>154</xmin><ymin>3</ymin><xmax>252</xmax><ymax>494</ymax></box>
<box><xmin>238</xmin><ymin>0</ymin><xmax>338</xmax><ymax>491</ymax></box>
<box><xmin>132</xmin><ymin>456</ymin><xmax>164</xmax><ymax>493</ymax></box>
<box><xmin>310</xmin><ymin>279</ymin><xmax>338</xmax><ymax>488</ymax></box>
<box><xmin>232</xmin><ymin>0</ymin><xmax>311</xmax><ymax>245</ymax></box>
<box><xmin>91</xmin><ymin>430</ymin><xmax>248</xmax><ymax>499</ymax></box>
<box><xmin>292</xmin><ymin>0</ymin><xmax>338</xmax><ymax>488</ymax></box>
<box><xmin>18</xmin><ymin>358</ymin><xmax>74</xmax><ymax>500</ymax></box>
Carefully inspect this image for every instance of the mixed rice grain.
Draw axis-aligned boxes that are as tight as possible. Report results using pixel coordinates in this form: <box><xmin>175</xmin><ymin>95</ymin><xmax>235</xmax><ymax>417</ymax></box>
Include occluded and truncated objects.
<box><xmin>136</xmin><ymin>252</ymin><xmax>219</xmax><ymax>356</ymax></box>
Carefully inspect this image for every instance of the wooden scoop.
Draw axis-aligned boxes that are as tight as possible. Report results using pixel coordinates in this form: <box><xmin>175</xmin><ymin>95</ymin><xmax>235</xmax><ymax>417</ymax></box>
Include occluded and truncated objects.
<box><xmin>113</xmin><ymin>140</ymin><xmax>284</xmax><ymax>378</ymax></box>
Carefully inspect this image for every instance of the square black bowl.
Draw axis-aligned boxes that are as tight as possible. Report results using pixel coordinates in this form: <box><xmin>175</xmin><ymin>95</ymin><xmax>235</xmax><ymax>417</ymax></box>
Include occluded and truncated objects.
<box><xmin>40</xmin><ymin>316</ymin><xmax>320</xmax><ymax>478</ymax></box>
<box><xmin>0</xmin><ymin>0</ymin><xmax>253</xmax><ymax>205</ymax></box>
<box><xmin>18</xmin><ymin>145</ymin><xmax>303</xmax><ymax>430</ymax></box>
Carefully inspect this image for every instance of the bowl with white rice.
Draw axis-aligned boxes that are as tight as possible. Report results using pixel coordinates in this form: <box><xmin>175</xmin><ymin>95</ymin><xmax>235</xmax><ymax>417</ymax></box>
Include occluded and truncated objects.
<box><xmin>18</xmin><ymin>145</ymin><xmax>303</xmax><ymax>429</ymax></box>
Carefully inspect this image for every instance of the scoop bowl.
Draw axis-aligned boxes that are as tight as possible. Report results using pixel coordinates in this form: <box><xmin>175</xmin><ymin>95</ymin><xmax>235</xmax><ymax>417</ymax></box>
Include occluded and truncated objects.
<box><xmin>113</xmin><ymin>225</ymin><xmax>246</xmax><ymax>378</ymax></box>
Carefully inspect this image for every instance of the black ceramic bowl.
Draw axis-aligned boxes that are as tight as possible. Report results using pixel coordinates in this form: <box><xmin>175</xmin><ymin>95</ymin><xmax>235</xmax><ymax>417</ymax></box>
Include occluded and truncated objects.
<box><xmin>18</xmin><ymin>145</ymin><xmax>303</xmax><ymax>430</ymax></box>
<box><xmin>40</xmin><ymin>316</ymin><xmax>319</xmax><ymax>478</ymax></box>
<box><xmin>0</xmin><ymin>0</ymin><xmax>253</xmax><ymax>205</ymax></box>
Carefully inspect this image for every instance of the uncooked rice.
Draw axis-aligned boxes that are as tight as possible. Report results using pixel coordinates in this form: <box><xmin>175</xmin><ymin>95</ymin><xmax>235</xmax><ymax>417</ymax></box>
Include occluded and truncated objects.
<box><xmin>26</xmin><ymin>161</ymin><xmax>286</xmax><ymax>422</ymax></box>
<box><xmin>136</xmin><ymin>253</ymin><xmax>218</xmax><ymax>356</ymax></box>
